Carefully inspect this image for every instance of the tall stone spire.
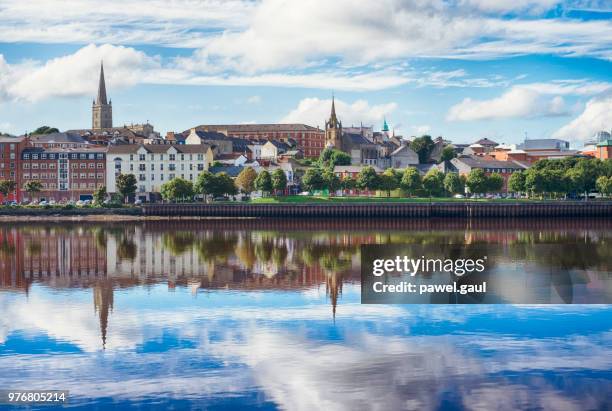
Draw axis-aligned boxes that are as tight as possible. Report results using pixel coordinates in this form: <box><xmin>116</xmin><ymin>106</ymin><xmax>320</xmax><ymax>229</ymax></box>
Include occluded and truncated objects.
<box><xmin>325</xmin><ymin>93</ymin><xmax>342</xmax><ymax>149</ymax></box>
<box><xmin>96</xmin><ymin>62</ymin><xmax>108</xmax><ymax>105</ymax></box>
<box><xmin>92</xmin><ymin>61</ymin><xmax>112</xmax><ymax>130</ymax></box>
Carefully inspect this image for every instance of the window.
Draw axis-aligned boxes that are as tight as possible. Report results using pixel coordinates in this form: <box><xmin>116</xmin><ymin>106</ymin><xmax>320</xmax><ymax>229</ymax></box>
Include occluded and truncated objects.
<box><xmin>88</xmin><ymin>154</ymin><xmax>95</xmax><ymax>160</ymax></box>
<box><xmin>24</xmin><ymin>154</ymin><xmax>30</xmax><ymax>159</ymax></box>
<box><xmin>89</xmin><ymin>163</ymin><xmax>95</xmax><ymax>168</ymax></box>
<box><xmin>79</xmin><ymin>153</ymin><xmax>86</xmax><ymax>159</ymax></box>
<box><xmin>97</xmin><ymin>163</ymin><xmax>103</xmax><ymax>168</ymax></box>
<box><xmin>41</xmin><ymin>163</ymin><xmax>47</xmax><ymax>169</ymax></box>
<box><xmin>23</xmin><ymin>163</ymin><xmax>30</xmax><ymax>169</ymax></box>
<box><xmin>48</xmin><ymin>154</ymin><xmax>56</xmax><ymax>160</ymax></box>
<box><xmin>139</xmin><ymin>154</ymin><xmax>146</xmax><ymax>161</ymax></box>
<box><xmin>139</xmin><ymin>174</ymin><xmax>146</xmax><ymax>181</ymax></box>
<box><xmin>88</xmin><ymin>173</ymin><xmax>95</xmax><ymax>179</ymax></box>
<box><xmin>130</xmin><ymin>154</ymin><xmax>134</xmax><ymax>161</ymax></box>
<box><xmin>71</xmin><ymin>163</ymin><xmax>77</xmax><ymax>169</ymax></box>
<box><xmin>97</xmin><ymin>173</ymin><xmax>104</xmax><ymax>179</ymax></box>
<box><xmin>130</xmin><ymin>164</ymin><xmax>134</xmax><ymax>171</ymax></box>
<box><xmin>150</xmin><ymin>164</ymin><xmax>155</xmax><ymax>170</ymax></box>
<box><xmin>41</xmin><ymin>154</ymin><xmax>47</xmax><ymax>159</ymax></box>
<box><xmin>32</xmin><ymin>154</ymin><xmax>39</xmax><ymax>160</ymax></box>
<box><xmin>197</xmin><ymin>164</ymin><xmax>204</xmax><ymax>171</ymax></box>
<box><xmin>150</xmin><ymin>154</ymin><xmax>155</xmax><ymax>160</ymax></box>
<box><xmin>160</xmin><ymin>164</ymin><xmax>164</xmax><ymax>170</ymax></box>
<box><xmin>169</xmin><ymin>164</ymin><xmax>176</xmax><ymax>171</ymax></box>
<box><xmin>71</xmin><ymin>154</ymin><xmax>77</xmax><ymax>159</ymax></box>
<box><xmin>151</xmin><ymin>174</ymin><xmax>155</xmax><ymax>181</ymax></box>
<box><xmin>80</xmin><ymin>163</ymin><xmax>87</xmax><ymax>168</ymax></box>
<box><xmin>32</xmin><ymin>164</ymin><xmax>39</xmax><ymax>169</ymax></box>
<box><xmin>96</xmin><ymin>153</ymin><xmax>104</xmax><ymax>160</ymax></box>
<box><xmin>80</xmin><ymin>173</ymin><xmax>86</xmax><ymax>179</ymax></box>
<box><xmin>139</xmin><ymin>164</ymin><xmax>146</xmax><ymax>171</ymax></box>
<box><xmin>169</xmin><ymin>154</ymin><xmax>176</xmax><ymax>161</ymax></box>
<box><xmin>169</xmin><ymin>173</ymin><xmax>175</xmax><ymax>180</ymax></box>
<box><xmin>180</xmin><ymin>154</ymin><xmax>184</xmax><ymax>160</ymax></box>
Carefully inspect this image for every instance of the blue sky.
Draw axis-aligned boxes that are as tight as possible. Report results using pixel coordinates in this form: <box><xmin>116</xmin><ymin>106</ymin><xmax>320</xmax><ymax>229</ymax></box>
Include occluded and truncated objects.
<box><xmin>0</xmin><ymin>0</ymin><xmax>611</xmax><ymax>145</ymax></box>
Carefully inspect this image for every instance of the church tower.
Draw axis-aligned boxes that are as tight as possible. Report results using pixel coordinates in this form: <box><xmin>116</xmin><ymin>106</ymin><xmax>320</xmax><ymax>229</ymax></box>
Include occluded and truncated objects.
<box><xmin>325</xmin><ymin>95</ymin><xmax>342</xmax><ymax>149</ymax></box>
<box><xmin>92</xmin><ymin>62</ymin><xmax>112</xmax><ymax>130</ymax></box>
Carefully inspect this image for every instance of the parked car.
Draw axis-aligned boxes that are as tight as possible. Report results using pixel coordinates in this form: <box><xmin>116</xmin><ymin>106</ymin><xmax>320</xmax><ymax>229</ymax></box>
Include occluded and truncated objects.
<box><xmin>39</xmin><ymin>200</ymin><xmax>48</xmax><ymax>206</ymax></box>
<box><xmin>75</xmin><ymin>200</ymin><xmax>85</xmax><ymax>207</ymax></box>
<box><xmin>298</xmin><ymin>191</ymin><xmax>311</xmax><ymax>196</ymax></box>
<box><xmin>453</xmin><ymin>194</ymin><xmax>464</xmax><ymax>199</ymax></box>
<box><xmin>134</xmin><ymin>199</ymin><xmax>143</xmax><ymax>205</ymax></box>
<box><xmin>49</xmin><ymin>199</ymin><xmax>56</xmax><ymax>205</ymax></box>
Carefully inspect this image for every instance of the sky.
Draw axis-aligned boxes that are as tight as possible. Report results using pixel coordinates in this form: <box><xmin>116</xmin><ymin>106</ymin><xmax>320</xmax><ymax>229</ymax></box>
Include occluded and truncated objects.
<box><xmin>0</xmin><ymin>0</ymin><xmax>611</xmax><ymax>146</ymax></box>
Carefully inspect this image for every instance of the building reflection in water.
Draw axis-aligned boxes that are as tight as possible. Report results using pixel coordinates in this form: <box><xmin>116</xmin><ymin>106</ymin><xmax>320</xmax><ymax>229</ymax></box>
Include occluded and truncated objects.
<box><xmin>1</xmin><ymin>219</ymin><xmax>611</xmax><ymax>348</ymax></box>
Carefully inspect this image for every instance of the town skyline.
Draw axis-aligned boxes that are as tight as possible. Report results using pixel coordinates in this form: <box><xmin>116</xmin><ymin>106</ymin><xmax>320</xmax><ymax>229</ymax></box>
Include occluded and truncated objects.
<box><xmin>0</xmin><ymin>0</ymin><xmax>611</xmax><ymax>145</ymax></box>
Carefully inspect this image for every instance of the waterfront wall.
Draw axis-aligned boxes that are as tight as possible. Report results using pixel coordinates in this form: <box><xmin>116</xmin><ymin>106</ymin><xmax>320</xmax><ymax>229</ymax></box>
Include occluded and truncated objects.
<box><xmin>142</xmin><ymin>201</ymin><xmax>612</xmax><ymax>218</ymax></box>
<box><xmin>0</xmin><ymin>207</ymin><xmax>142</xmax><ymax>217</ymax></box>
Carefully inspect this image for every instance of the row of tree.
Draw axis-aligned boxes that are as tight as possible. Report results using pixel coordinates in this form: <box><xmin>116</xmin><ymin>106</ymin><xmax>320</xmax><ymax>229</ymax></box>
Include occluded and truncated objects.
<box><xmin>299</xmin><ymin>165</ymin><xmax>503</xmax><ymax>197</ymax></box>
<box><xmin>508</xmin><ymin>158</ymin><xmax>612</xmax><ymax>198</ymax></box>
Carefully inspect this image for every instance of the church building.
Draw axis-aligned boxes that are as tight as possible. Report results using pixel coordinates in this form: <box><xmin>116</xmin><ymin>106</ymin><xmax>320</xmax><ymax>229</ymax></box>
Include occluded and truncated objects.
<box><xmin>92</xmin><ymin>62</ymin><xmax>113</xmax><ymax>130</ymax></box>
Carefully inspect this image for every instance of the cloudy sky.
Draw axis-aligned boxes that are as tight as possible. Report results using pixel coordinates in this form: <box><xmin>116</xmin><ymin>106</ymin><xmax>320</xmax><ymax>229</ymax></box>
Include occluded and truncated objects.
<box><xmin>0</xmin><ymin>0</ymin><xmax>610</xmax><ymax>145</ymax></box>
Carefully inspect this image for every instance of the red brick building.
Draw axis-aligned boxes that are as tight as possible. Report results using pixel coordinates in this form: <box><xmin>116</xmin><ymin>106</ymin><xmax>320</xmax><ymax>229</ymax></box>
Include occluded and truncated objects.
<box><xmin>186</xmin><ymin>124</ymin><xmax>325</xmax><ymax>158</ymax></box>
<box><xmin>20</xmin><ymin>147</ymin><xmax>106</xmax><ymax>202</ymax></box>
<box><xmin>0</xmin><ymin>135</ymin><xmax>28</xmax><ymax>202</ymax></box>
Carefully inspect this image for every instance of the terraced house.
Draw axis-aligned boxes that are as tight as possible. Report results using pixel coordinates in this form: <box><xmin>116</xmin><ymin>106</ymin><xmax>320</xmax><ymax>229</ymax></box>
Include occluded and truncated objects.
<box><xmin>106</xmin><ymin>144</ymin><xmax>214</xmax><ymax>202</ymax></box>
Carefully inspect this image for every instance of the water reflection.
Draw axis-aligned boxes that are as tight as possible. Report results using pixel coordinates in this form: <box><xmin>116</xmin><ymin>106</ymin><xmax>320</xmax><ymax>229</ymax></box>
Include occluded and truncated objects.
<box><xmin>0</xmin><ymin>220</ymin><xmax>610</xmax><ymax>410</ymax></box>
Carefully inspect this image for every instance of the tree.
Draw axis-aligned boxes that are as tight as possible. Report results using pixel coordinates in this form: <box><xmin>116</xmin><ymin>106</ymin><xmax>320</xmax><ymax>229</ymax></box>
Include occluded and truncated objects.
<box><xmin>466</xmin><ymin>169</ymin><xmax>488</xmax><ymax>195</ymax></box>
<box><xmin>379</xmin><ymin>168</ymin><xmax>400</xmax><ymax>197</ymax></box>
<box><xmin>440</xmin><ymin>146</ymin><xmax>456</xmax><ymax>162</ymax></box>
<box><xmin>400</xmin><ymin>167</ymin><xmax>421</xmax><ymax>197</ymax></box>
<box><xmin>235</xmin><ymin>167</ymin><xmax>257</xmax><ymax>195</ymax></box>
<box><xmin>254</xmin><ymin>170</ymin><xmax>273</xmax><ymax>196</ymax></box>
<box><xmin>443</xmin><ymin>172</ymin><xmax>463</xmax><ymax>195</ymax></box>
<box><xmin>508</xmin><ymin>171</ymin><xmax>526</xmax><ymax>195</ymax></box>
<box><xmin>301</xmin><ymin>168</ymin><xmax>325</xmax><ymax>192</ymax></box>
<box><xmin>409</xmin><ymin>135</ymin><xmax>435</xmax><ymax>164</ymax></box>
<box><xmin>161</xmin><ymin>178</ymin><xmax>194</xmax><ymax>202</ymax></box>
<box><xmin>340</xmin><ymin>176</ymin><xmax>357</xmax><ymax>191</ymax></box>
<box><xmin>23</xmin><ymin>180</ymin><xmax>43</xmax><ymax>201</ymax></box>
<box><xmin>195</xmin><ymin>171</ymin><xmax>218</xmax><ymax>202</ymax></box>
<box><xmin>422</xmin><ymin>168</ymin><xmax>445</xmax><ymax>197</ymax></box>
<box><xmin>93</xmin><ymin>185</ymin><xmax>107</xmax><ymax>205</ymax></box>
<box><xmin>116</xmin><ymin>173</ymin><xmax>137</xmax><ymax>203</ymax></box>
<box><xmin>356</xmin><ymin>166</ymin><xmax>380</xmax><ymax>193</ymax></box>
<box><xmin>525</xmin><ymin>168</ymin><xmax>547</xmax><ymax>198</ymax></box>
<box><xmin>271</xmin><ymin>169</ymin><xmax>288</xmax><ymax>195</ymax></box>
<box><xmin>486</xmin><ymin>173</ymin><xmax>504</xmax><ymax>193</ymax></box>
<box><xmin>322</xmin><ymin>169</ymin><xmax>341</xmax><ymax>194</ymax></box>
<box><xmin>32</xmin><ymin>126</ymin><xmax>59</xmax><ymax>135</ymax></box>
<box><xmin>319</xmin><ymin>148</ymin><xmax>351</xmax><ymax>167</ymax></box>
<box><xmin>596</xmin><ymin>176</ymin><xmax>612</xmax><ymax>197</ymax></box>
<box><xmin>216</xmin><ymin>172</ymin><xmax>238</xmax><ymax>197</ymax></box>
<box><xmin>0</xmin><ymin>180</ymin><xmax>17</xmax><ymax>200</ymax></box>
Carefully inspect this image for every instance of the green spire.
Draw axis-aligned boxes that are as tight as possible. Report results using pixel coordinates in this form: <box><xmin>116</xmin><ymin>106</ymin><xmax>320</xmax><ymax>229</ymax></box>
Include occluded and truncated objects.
<box><xmin>382</xmin><ymin>117</ymin><xmax>389</xmax><ymax>132</ymax></box>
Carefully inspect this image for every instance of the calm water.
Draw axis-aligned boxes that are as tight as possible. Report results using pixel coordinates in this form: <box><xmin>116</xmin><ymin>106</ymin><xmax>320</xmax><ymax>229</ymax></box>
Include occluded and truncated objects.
<box><xmin>0</xmin><ymin>219</ymin><xmax>611</xmax><ymax>410</ymax></box>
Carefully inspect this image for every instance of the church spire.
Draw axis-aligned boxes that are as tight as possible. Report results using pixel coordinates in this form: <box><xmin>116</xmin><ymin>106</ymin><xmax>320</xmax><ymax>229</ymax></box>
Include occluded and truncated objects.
<box><xmin>96</xmin><ymin>61</ymin><xmax>108</xmax><ymax>106</ymax></box>
<box><xmin>331</xmin><ymin>93</ymin><xmax>336</xmax><ymax>119</ymax></box>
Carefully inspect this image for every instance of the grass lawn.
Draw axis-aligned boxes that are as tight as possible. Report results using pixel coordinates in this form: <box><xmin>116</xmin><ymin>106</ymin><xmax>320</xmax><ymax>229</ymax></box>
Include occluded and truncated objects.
<box><xmin>249</xmin><ymin>196</ymin><xmax>530</xmax><ymax>204</ymax></box>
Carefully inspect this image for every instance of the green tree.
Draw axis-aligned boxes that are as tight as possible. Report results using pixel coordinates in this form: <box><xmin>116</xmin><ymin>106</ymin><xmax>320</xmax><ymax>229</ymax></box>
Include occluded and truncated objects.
<box><xmin>440</xmin><ymin>146</ymin><xmax>456</xmax><ymax>162</ymax></box>
<box><xmin>508</xmin><ymin>171</ymin><xmax>526</xmax><ymax>195</ymax></box>
<box><xmin>235</xmin><ymin>167</ymin><xmax>257</xmax><ymax>195</ymax></box>
<box><xmin>254</xmin><ymin>170</ymin><xmax>273</xmax><ymax>196</ymax></box>
<box><xmin>379</xmin><ymin>168</ymin><xmax>400</xmax><ymax>197</ymax></box>
<box><xmin>161</xmin><ymin>178</ymin><xmax>194</xmax><ymax>202</ymax></box>
<box><xmin>466</xmin><ymin>169</ymin><xmax>488</xmax><ymax>195</ymax></box>
<box><xmin>116</xmin><ymin>173</ymin><xmax>137</xmax><ymax>203</ymax></box>
<box><xmin>195</xmin><ymin>171</ymin><xmax>218</xmax><ymax>202</ymax></box>
<box><xmin>356</xmin><ymin>166</ymin><xmax>380</xmax><ymax>193</ymax></box>
<box><xmin>565</xmin><ymin>167</ymin><xmax>589</xmax><ymax>198</ymax></box>
<box><xmin>216</xmin><ymin>172</ymin><xmax>238</xmax><ymax>197</ymax></box>
<box><xmin>32</xmin><ymin>126</ymin><xmax>59</xmax><ymax>135</ymax></box>
<box><xmin>319</xmin><ymin>148</ymin><xmax>351</xmax><ymax>167</ymax></box>
<box><xmin>301</xmin><ymin>168</ymin><xmax>325</xmax><ymax>192</ymax></box>
<box><xmin>93</xmin><ymin>185</ymin><xmax>107</xmax><ymax>205</ymax></box>
<box><xmin>400</xmin><ymin>167</ymin><xmax>421</xmax><ymax>197</ymax></box>
<box><xmin>322</xmin><ymin>169</ymin><xmax>341</xmax><ymax>194</ymax></box>
<box><xmin>443</xmin><ymin>172</ymin><xmax>463</xmax><ymax>195</ymax></box>
<box><xmin>486</xmin><ymin>173</ymin><xmax>504</xmax><ymax>193</ymax></box>
<box><xmin>340</xmin><ymin>176</ymin><xmax>357</xmax><ymax>191</ymax></box>
<box><xmin>23</xmin><ymin>180</ymin><xmax>43</xmax><ymax>201</ymax></box>
<box><xmin>409</xmin><ymin>135</ymin><xmax>435</xmax><ymax>164</ymax></box>
<box><xmin>596</xmin><ymin>176</ymin><xmax>612</xmax><ymax>197</ymax></box>
<box><xmin>422</xmin><ymin>168</ymin><xmax>445</xmax><ymax>197</ymax></box>
<box><xmin>271</xmin><ymin>169</ymin><xmax>288</xmax><ymax>194</ymax></box>
<box><xmin>0</xmin><ymin>180</ymin><xmax>17</xmax><ymax>200</ymax></box>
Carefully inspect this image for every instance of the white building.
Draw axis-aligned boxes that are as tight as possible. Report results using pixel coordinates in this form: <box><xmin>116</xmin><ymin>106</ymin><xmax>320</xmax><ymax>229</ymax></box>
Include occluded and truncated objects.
<box><xmin>106</xmin><ymin>144</ymin><xmax>213</xmax><ymax>198</ymax></box>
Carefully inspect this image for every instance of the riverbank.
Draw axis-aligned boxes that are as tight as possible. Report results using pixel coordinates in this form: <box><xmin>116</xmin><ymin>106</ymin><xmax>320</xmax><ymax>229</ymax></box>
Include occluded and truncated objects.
<box><xmin>1</xmin><ymin>200</ymin><xmax>611</xmax><ymax>220</ymax></box>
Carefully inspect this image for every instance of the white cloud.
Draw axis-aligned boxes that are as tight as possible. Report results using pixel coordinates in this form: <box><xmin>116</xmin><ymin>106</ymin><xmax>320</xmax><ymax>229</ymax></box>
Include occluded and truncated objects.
<box><xmin>280</xmin><ymin>98</ymin><xmax>397</xmax><ymax>128</ymax></box>
<box><xmin>246</xmin><ymin>95</ymin><xmax>261</xmax><ymax>104</ymax></box>
<box><xmin>447</xmin><ymin>87</ymin><xmax>569</xmax><ymax>121</ymax></box>
<box><xmin>0</xmin><ymin>44</ymin><xmax>158</xmax><ymax>102</ymax></box>
<box><xmin>0</xmin><ymin>0</ymin><xmax>610</xmax><ymax>73</ymax></box>
<box><xmin>412</xmin><ymin>124</ymin><xmax>432</xmax><ymax>134</ymax></box>
<box><xmin>553</xmin><ymin>92</ymin><xmax>612</xmax><ymax>141</ymax></box>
